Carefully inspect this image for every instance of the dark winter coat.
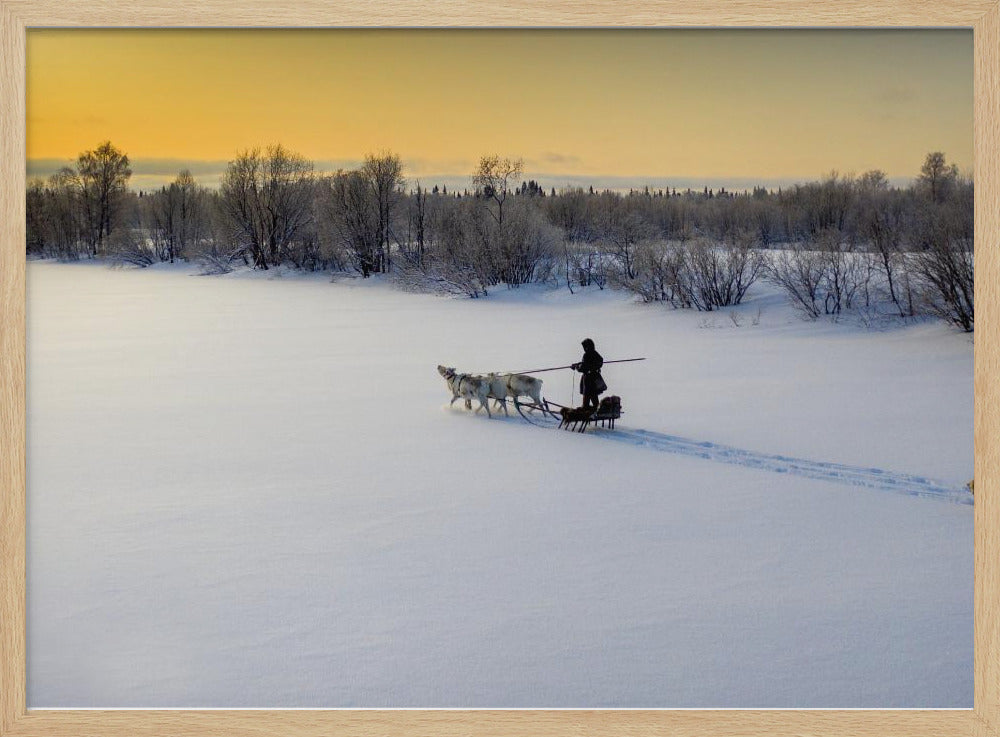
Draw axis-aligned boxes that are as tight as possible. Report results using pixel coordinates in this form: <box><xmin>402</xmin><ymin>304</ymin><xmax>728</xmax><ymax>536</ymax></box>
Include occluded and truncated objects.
<box><xmin>577</xmin><ymin>347</ymin><xmax>606</xmax><ymax>396</ymax></box>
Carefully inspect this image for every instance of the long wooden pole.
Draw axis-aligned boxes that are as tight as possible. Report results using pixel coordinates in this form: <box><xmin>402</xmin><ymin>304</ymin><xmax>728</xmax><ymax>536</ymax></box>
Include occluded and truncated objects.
<box><xmin>507</xmin><ymin>357</ymin><xmax>646</xmax><ymax>375</ymax></box>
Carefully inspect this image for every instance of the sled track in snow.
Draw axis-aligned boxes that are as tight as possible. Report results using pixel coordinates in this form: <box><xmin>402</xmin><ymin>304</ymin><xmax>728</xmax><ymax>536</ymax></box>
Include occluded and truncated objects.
<box><xmin>452</xmin><ymin>405</ymin><xmax>971</xmax><ymax>504</ymax></box>
<box><xmin>587</xmin><ymin>426</ymin><xmax>971</xmax><ymax>505</ymax></box>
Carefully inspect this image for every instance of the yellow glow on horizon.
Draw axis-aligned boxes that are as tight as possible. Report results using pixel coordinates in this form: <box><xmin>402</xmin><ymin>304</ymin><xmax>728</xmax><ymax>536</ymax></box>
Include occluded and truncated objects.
<box><xmin>26</xmin><ymin>29</ymin><xmax>973</xmax><ymax>182</ymax></box>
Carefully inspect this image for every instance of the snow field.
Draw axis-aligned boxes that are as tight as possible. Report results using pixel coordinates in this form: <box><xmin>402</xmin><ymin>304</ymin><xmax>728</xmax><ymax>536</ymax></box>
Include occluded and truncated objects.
<box><xmin>26</xmin><ymin>261</ymin><xmax>972</xmax><ymax>707</ymax></box>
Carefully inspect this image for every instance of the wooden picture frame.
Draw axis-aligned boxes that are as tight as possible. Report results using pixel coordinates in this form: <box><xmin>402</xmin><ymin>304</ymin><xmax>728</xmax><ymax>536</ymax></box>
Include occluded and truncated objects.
<box><xmin>1</xmin><ymin>2</ymin><xmax>996</xmax><ymax>735</ymax></box>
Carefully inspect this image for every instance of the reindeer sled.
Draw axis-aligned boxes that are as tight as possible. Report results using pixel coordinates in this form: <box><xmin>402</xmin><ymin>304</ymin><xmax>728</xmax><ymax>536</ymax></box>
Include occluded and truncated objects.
<box><xmin>439</xmin><ymin>359</ymin><xmax>639</xmax><ymax>434</ymax></box>
<box><xmin>514</xmin><ymin>395</ymin><xmax>623</xmax><ymax>433</ymax></box>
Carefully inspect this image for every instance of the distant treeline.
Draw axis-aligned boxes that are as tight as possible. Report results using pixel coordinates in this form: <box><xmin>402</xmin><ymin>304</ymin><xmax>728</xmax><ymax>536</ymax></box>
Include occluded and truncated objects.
<box><xmin>26</xmin><ymin>142</ymin><xmax>973</xmax><ymax>331</ymax></box>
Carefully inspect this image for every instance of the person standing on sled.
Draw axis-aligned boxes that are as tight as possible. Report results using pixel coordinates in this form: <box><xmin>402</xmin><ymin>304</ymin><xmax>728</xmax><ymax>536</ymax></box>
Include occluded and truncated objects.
<box><xmin>572</xmin><ymin>338</ymin><xmax>606</xmax><ymax>410</ymax></box>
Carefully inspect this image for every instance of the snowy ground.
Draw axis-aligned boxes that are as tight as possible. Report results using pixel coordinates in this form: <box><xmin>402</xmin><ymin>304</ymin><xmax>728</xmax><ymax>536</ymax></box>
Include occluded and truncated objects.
<box><xmin>26</xmin><ymin>260</ymin><xmax>973</xmax><ymax>708</ymax></box>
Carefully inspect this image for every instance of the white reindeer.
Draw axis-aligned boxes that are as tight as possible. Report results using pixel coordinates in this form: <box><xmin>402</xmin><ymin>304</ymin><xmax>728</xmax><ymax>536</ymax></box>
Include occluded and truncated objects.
<box><xmin>437</xmin><ymin>365</ymin><xmax>492</xmax><ymax>417</ymax></box>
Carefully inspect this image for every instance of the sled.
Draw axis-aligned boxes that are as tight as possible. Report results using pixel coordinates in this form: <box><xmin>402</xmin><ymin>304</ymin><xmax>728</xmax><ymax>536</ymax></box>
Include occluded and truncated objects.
<box><xmin>514</xmin><ymin>396</ymin><xmax>622</xmax><ymax>433</ymax></box>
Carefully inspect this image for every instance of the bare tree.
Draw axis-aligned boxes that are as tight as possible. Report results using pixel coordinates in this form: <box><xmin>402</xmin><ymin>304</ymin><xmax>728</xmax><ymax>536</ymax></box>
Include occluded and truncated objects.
<box><xmin>106</xmin><ymin>188</ymin><xmax>157</xmax><ymax>267</ymax></box>
<box><xmin>220</xmin><ymin>145</ymin><xmax>314</xmax><ymax>269</ymax></box>
<box><xmin>147</xmin><ymin>181</ymin><xmax>179</xmax><ymax>262</ymax></box>
<box><xmin>497</xmin><ymin>200</ymin><xmax>559</xmax><ymax>286</ymax></box>
<box><xmin>675</xmin><ymin>236</ymin><xmax>764</xmax><ymax>311</ymax></box>
<box><xmin>918</xmin><ymin>152</ymin><xmax>959</xmax><ymax>204</ymax></box>
<box><xmin>473</xmin><ymin>154</ymin><xmax>522</xmax><ymax>239</ymax></box>
<box><xmin>766</xmin><ymin>232</ymin><xmax>872</xmax><ymax>319</ymax></box>
<box><xmin>35</xmin><ymin>168</ymin><xmax>84</xmax><ymax>259</ymax></box>
<box><xmin>472</xmin><ymin>155</ymin><xmax>549</xmax><ymax>287</ymax></box>
<box><xmin>815</xmin><ymin>229</ymin><xmax>866</xmax><ymax>315</ymax></box>
<box><xmin>546</xmin><ymin>187</ymin><xmax>592</xmax><ymax>244</ymax></box>
<box><xmin>618</xmin><ymin>240</ymin><xmax>686</xmax><ymax>305</ymax></box>
<box><xmin>399</xmin><ymin>196</ymin><xmax>491</xmax><ymax>297</ymax></box>
<box><xmin>76</xmin><ymin>141</ymin><xmax>132</xmax><ymax>257</ymax></box>
<box><xmin>403</xmin><ymin>182</ymin><xmax>429</xmax><ymax>266</ymax></box>
<box><xmin>856</xmin><ymin>176</ymin><xmax>912</xmax><ymax>317</ymax></box>
<box><xmin>173</xmin><ymin>170</ymin><xmax>206</xmax><ymax>259</ymax></box>
<box><xmin>147</xmin><ymin>170</ymin><xmax>206</xmax><ymax>263</ymax></box>
<box><xmin>361</xmin><ymin>151</ymin><xmax>404</xmax><ymax>273</ymax></box>
<box><xmin>595</xmin><ymin>193</ymin><xmax>650</xmax><ymax>280</ymax></box>
<box><xmin>321</xmin><ymin>170</ymin><xmax>381</xmax><ymax>277</ymax></box>
<box><xmin>767</xmin><ymin>246</ymin><xmax>828</xmax><ymax>319</ymax></box>
<box><xmin>26</xmin><ymin>180</ymin><xmax>48</xmax><ymax>257</ymax></box>
<box><xmin>913</xmin><ymin>203</ymin><xmax>974</xmax><ymax>331</ymax></box>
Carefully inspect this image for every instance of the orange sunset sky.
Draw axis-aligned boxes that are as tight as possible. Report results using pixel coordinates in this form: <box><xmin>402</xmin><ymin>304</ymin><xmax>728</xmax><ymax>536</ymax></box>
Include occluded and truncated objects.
<box><xmin>26</xmin><ymin>29</ymin><xmax>973</xmax><ymax>191</ymax></box>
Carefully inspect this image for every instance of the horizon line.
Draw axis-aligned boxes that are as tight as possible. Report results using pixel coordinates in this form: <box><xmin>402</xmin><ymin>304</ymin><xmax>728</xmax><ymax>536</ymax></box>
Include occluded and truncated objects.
<box><xmin>25</xmin><ymin>157</ymin><xmax>936</xmax><ymax>194</ymax></box>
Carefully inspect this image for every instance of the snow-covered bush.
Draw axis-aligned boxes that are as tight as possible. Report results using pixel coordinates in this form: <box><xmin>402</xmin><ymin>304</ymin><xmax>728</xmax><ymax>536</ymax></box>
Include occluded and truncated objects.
<box><xmin>766</xmin><ymin>233</ymin><xmax>873</xmax><ymax>319</ymax></box>
<box><xmin>678</xmin><ymin>235</ymin><xmax>764</xmax><ymax>311</ymax></box>
<box><xmin>621</xmin><ymin>236</ymin><xmax>764</xmax><ymax>311</ymax></box>
<box><xmin>911</xmin><ymin>205</ymin><xmax>974</xmax><ymax>332</ymax></box>
<box><xmin>766</xmin><ymin>245</ymin><xmax>830</xmax><ymax>319</ymax></box>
